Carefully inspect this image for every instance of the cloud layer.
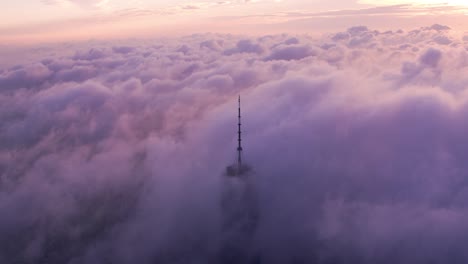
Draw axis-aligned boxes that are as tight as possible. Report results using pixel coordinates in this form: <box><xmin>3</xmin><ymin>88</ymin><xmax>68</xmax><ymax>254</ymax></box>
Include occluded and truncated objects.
<box><xmin>1</xmin><ymin>25</ymin><xmax>468</xmax><ymax>263</ymax></box>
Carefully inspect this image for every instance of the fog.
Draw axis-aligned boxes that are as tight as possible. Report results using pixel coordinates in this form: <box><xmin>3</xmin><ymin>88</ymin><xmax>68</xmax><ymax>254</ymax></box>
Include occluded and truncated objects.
<box><xmin>2</xmin><ymin>25</ymin><xmax>468</xmax><ymax>263</ymax></box>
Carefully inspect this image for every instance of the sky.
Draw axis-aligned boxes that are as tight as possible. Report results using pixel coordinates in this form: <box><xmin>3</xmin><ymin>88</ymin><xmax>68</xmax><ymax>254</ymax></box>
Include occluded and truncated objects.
<box><xmin>2</xmin><ymin>0</ymin><xmax>468</xmax><ymax>44</ymax></box>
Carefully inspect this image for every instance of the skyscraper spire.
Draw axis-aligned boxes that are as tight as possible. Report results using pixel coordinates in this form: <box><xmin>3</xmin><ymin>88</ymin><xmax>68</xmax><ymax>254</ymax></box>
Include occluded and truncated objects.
<box><xmin>237</xmin><ymin>95</ymin><xmax>243</xmax><ymax>172</ymax></box>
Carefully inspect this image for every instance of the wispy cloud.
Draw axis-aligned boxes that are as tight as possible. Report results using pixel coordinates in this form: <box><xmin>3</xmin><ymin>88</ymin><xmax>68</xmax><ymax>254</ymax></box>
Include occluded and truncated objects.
<box><xmin>359</xmin><ymin>0</ymin><xmax>468</xmax><ymax>7</ymax></box>
<box><xmin>41</xmin><ymin>0</ymin><xmax>110</xmax><ymax>9</ymax></box>
<box><xmin>216</xmin><ymin>4</ymin><xmax>468</xmax><ymax>22</ymax></box>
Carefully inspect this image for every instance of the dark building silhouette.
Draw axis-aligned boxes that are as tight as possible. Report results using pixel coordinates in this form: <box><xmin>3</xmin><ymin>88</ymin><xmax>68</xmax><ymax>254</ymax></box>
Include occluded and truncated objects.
<box><xmin>219</xmin><ymin>95</ymin><xmax>260</xmax><ymax>264</ymax></box>
<box><xmin>226</xmin><ymin>95</ymin><xmax>251</xmax><ymax>177</ymax></box>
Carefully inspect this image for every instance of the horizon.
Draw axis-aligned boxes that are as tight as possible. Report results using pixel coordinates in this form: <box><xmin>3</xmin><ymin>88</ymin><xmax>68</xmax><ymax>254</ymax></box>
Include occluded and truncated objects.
<box><xmin>2</xmin><ymin>1</ymin><xmax>468</xmax><ymax>44</ymax></box>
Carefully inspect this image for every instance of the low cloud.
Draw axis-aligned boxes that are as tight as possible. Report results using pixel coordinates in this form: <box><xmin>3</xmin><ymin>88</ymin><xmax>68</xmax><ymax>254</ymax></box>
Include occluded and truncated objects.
<box><xmin>1</xmin><ymin>25</ymin><xmax>468</xmax><ymax>264</ymax></box>
<box><xmin>224</xmin><ymin>39</ymin><xmax>265</xmax><ymax>55</ymax></box>
<box><xmin>265</xmin><ymin>44</ymin><xmax>318</xmax><ymax>61</ymax></box>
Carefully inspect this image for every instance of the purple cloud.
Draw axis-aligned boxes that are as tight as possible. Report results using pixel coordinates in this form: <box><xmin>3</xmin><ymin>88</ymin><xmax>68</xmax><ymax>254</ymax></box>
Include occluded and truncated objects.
<box><xmin>224</xmin><ymin>39</ymin><xmax>264</xmax><ymax>55</ymax></box>
<box><xmin>0</xmin><ymin>63</ymin><xmax>52</xmax><ymax>90</ymax></box>
<box><xmin>420</xmin><ymin>48</ymin><xmax>442</xmax><ymax>67</ymax></box>
<box><xmin>265</xmin><ymin>44</ymin><xmax>318</xmax><ymax>61</ymax></box>
<box><xmin>1</xmin><ymin>26</ymin><xmax>468</xmax><ymax>264</ymax></box>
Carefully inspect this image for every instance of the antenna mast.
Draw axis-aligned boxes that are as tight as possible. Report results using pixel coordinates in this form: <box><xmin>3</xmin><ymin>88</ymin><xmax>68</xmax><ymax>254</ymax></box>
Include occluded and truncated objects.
<box><xmin>237</xmin><ymin>95</ymin><xmax>243</xmax><ymax>172</ymax></box>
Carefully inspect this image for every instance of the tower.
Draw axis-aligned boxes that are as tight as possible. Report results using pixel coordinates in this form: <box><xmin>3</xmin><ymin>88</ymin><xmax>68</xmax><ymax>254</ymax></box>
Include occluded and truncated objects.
<box><xmin>237</xmin><ymin>95</ymin><xmax>243</xmax><ymax>172</ymax></box>
<box><xmin>220</xmin><ymin>96</ymin><xmax>260</xmax><ymax>264</ymax></box>
<box><xmin>225</xmin><ymin>95</ymin><xmax>248</xmax><ymax>177</ymax></box>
